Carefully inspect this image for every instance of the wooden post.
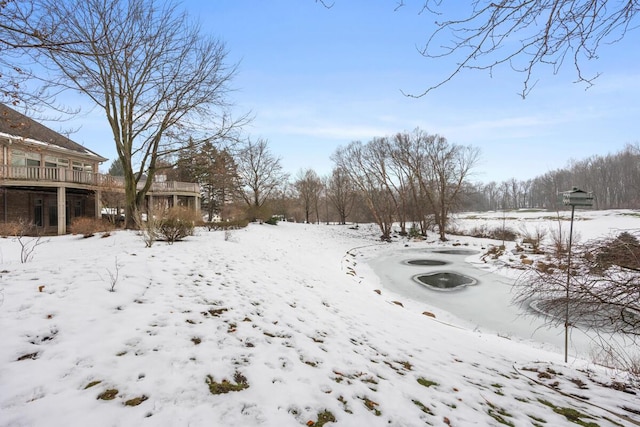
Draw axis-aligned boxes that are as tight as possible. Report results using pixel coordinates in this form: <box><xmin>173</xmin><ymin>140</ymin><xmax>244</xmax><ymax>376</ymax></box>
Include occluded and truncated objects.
<box><xmin>57</xmin><ymin>186</ymin><xmax>66</xmax><ymax>235</ymax></box>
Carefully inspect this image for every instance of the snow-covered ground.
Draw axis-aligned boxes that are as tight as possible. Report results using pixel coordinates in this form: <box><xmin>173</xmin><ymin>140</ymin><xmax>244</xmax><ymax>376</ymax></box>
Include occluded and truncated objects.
<box><xmin>1</xmin><ymin>210</ymin><xmax>639</xmax><ymax>426</ymax></box>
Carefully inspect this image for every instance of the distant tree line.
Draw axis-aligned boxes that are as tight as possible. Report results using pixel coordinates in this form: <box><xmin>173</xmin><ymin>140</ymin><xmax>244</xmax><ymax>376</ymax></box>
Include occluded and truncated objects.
<box><xmin>107</xmin><ymin>134</ymin><xmax>638</xmax><ymax>235</ymax></box>
<box><xmin>106</xmin><ymin>128</ymin><xmax>479</xmax><ymax>240</ymax></box>
<box><xmin>464</xmin><ymin>144</ymin><xmax>640</xmax><ymax>211</ymax></box>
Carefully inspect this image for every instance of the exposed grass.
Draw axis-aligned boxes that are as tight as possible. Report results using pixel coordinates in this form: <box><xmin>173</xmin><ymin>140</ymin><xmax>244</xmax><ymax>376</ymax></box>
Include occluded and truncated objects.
<box><xmin>16</xmin><ymin>352</ymin><xmax>38</xmax><ymax>361</ymax></box>
<box><xmin>412</xmin><ymin>399</ymin><xmax>434</xmax><ymax>416</ymax></box>
<box><xmin>397</xmin><ymin>360</ymin><xmax>413</xmax><ymax>371</ymax></box>
<box><xmin>205</xmin><ymin>307</ymin><xmax>228</xmax><ymax>317</ymax></box>
<box><xmin>84</xmin><ymin>380</ymin><xmax>102</xmax><ymax>389</ymax></box>
<box><xmin>619</xmin><ymin>212</ymin><xmax>640</xmax><ymax>218</ymax></box>
<box><xmin>417</xmin><ymin>377</ymin><xmax>439</xmax><ymax>388</ymax></box>
<box><xmin>312</xmin><ymin>410</ymin><xmax>336</xmax><ymax>426</ymax></box>
<box><xmin>488</xmin><ymin>409</ymin><xmax>515</xmax><ymax>426</ymax></box>
<box><xmin>124</xmin><ymin>395</ymin><xmax>148</xmax><ymax>406</ymax></box>
<box><xmin>337</xmin><ymin>395</ymin><xmax>353</xmax><ymax>414</ymax></box>
<box><xmin>97</xmin><ymin>389</ymin><xmax>119</xmax><ymax>400</ymax></box>
<box><xmin>360</xmin><ymin>397</ymin><xmax>381</xmax><ymax>416</ymax></box>
<box><xmin>205</xmin><ymin>372</ymin><xmax>249</xmax><ymax>395</ymax></box>
<box><xmin>486</xmin><ymin>400</ymin><xmax>515</xmax><ymax>426</ymax></box>
<box><xmin>538</xmin><ymin>399</ymin><xmax>599</xmax><ymax>427</ymax></box>
<box><xmin>528</xmin><ymin>414</ymin><xmax>547</xmax><ymax>424</ymax></box>
<box><xmin>492</xmin><ymin>383</ymin><xmax>505</xmax><ymax>395</ymax></box>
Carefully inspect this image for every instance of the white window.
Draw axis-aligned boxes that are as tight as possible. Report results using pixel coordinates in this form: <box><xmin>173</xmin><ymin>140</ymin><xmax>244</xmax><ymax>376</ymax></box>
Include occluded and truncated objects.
<box><xmin>11</xmin><ymin>149</ymin><xmax>40</xmax><ymax>166</ymax></box>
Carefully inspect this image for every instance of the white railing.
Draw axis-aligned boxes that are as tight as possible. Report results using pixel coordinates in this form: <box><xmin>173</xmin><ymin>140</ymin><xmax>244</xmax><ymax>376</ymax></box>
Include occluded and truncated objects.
<box><xmin>0</xmin><ymin>165</ymin><xmax>99</xmax><ymax>185</ymax></box>
<box><xmin>143</xmin><ymin>181</ymin><xmax>200</xmax><ymax>193</ymax></box>
<box><xmin>0</xmin><ymin>165</ymin><xmax>200</xmax><ymax>194</ymax></box>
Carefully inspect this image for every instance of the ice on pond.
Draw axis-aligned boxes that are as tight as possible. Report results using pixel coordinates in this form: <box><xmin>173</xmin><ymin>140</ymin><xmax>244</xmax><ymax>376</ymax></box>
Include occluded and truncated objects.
<box><xmin>414</xmin><ymin>271</ymin><xmax>477</xmax><ymax>290</ymax></box>
<box><xmin>404</xmin><ymin>259</ymin><xmax>448</xmax><ymax>266</ymax></box>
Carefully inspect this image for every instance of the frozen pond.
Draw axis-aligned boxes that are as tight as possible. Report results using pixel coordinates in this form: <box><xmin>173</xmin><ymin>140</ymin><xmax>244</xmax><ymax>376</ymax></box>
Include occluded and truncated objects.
<box><xmin>414</xmin><ymin>271</ymin><xmax>477</xmax><ymax>290</ymax></box>
<box><xmin>368</xmin><ymin>246</ymin><xmax>618</xmax><ymax>359</ymax></box>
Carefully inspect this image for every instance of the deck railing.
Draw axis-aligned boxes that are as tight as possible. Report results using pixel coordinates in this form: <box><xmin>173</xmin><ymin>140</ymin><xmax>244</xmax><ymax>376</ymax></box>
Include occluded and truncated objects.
<box><xmin>0</xmin><ymin>165</ymin><xmax>200</xmax><ymax>194</ymax></box>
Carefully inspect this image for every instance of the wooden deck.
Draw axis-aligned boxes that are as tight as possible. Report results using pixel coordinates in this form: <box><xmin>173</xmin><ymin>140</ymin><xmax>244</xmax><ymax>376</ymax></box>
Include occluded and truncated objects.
<box><xmin>0</xmin><ymin>165</ymin><xmax>200</xmax><ymax>195</ymax></box>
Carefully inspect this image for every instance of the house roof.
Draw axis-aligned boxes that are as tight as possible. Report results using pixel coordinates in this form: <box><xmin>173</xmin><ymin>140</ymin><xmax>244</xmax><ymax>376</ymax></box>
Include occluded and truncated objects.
<box><xmin>0</xmin><ymin>103</ymin><xmax>107</xmax><ymax>162</ymax></box>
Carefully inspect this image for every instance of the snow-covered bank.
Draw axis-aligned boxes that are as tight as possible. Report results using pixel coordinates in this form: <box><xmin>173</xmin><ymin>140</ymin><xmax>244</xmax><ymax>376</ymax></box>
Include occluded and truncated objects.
<box><xmin>1</xmin><ymin>218</ymin><xmax>639</xmax><ymax>426</ymax></box>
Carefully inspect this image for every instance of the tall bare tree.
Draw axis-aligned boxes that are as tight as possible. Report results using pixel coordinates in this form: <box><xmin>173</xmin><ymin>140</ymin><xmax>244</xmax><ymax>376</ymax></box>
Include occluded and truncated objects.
<box><xmin>388</xmin><ymin>128</ymin><xmax>479</xmax><ymax>240</ymax></box>
<box><xmin>294</xmin><ymin>169</ymin><xmax>324</xmax><ymax>224</ymax></box>
<box><xmin>326</xmin><ymin>166</ymin><xmax>355</xmax><ymax>225</ymax></box>
<box><xmin>332</xmin><ymin>141</ymin><xmax>397</xmax><ymax>240</ymax></box>
<box><xmin>424</xmin><ymin>136</ymin><xmax>480</xmax><ymax>240</ymax></box>
<box><xmin>390</xmin><ymin>129</ymin><xmax>433</xmax><ymax>236</ymax></box>
<box><xmin>236</xmin><ymin>138</ymin><xmax>287</xmax><ymax>220</ymax></box>
<box><xmin>33</xmin><ymin>0</ymin><xmax>240</xmax><ymax>228</ymax></box>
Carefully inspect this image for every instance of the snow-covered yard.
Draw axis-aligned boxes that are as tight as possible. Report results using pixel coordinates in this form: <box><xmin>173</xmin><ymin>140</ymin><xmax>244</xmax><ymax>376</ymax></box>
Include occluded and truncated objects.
<box><xmin>1</xmin><ymin>211</ymin><xmax>639</xmax><ymax>426</ymax></box>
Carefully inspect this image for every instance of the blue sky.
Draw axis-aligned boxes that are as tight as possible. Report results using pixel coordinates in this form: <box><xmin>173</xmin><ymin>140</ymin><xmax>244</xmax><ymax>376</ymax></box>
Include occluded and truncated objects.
<box><xmin>69</xmin><ymin>0</ymin><xmax>639</xmax><ymax>183</ymax></box>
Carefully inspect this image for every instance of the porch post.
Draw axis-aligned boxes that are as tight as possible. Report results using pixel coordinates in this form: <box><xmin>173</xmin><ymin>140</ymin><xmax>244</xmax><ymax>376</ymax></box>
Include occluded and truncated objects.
<box><xmin>95</xmin><ymin>189</ymin><xmax>102</xmax><ymax>219</ymax></box>
<box><xmin>173</xmin><ymin>194</ymin><xmax>178</xmax><ymax>207</ymax></box>
<box><xmin>57</xmin><ymin>186</ymin><xmax>66</xmax><ymax>235</ymax></box>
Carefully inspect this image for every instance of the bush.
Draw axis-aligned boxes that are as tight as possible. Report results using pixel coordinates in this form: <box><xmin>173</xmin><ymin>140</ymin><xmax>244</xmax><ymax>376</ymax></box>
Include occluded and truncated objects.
<box><xmin>69</xmin><ymin>217</ymin><xmax>114</xmax><ymax>238</ymax></box>
<box><xmin>451</xmin><ymin>224</ymin><xmax>517</xmax><ymax>241</ymax></box>
<box><xmin>593</xmin><ymin>231</ymin><xmax>640</xmax><ymax>272</ymax></box>
<box><xmin>203</xmin><ymin>219</ymin><xmax>250</xmax><ymax>231</ymax></box>
<box><xmin>408</xmin><ymin>224</ymin><xmax>422</xmax><ymax>239</ymax></box>
<box><xmin>0</xmin><ymin>221</ymin><xmax>24</xmax><ymax>237</ymax></box>
<box><xmin>490</xmin><ymin>226</ymin><xmax>517</xmax><ymax>242</ymax></box>
<box><xmin>157</xmin><ymin>207</ymin><xmax>198</xmax><ymax>244</ymax></box>
<box><xmin>264</xmin><ymin>216</ymin><xmax>279</xmax><ymax>225</ymax></box>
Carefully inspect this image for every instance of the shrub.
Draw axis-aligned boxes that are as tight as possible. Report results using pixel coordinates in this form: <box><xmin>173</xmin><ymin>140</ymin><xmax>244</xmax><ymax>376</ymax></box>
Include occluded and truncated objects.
<box><xmin>468</xmin><ymin>224</ymin><xmax>488</xmax><ymax>238</ymax></box>
<box><xmin>203</xmin><ymin>219</ymin><xmax>250</xmax><ymax>231</ymax></box>
<box><xmin>264</xmin><ymin>216</ymin><xmax>279</xmax><ymax>225</ymax></box>
<box><xmin>69</xmin><ymin>217</ymin><xmax>114</xmax><ymax>238</ymax></box>
<box><xmin>408</xmin><ymin>224</ymin><xmax>422</xmax><ymax>238</ymax></box>
<box><xmin>135</xmin><ymin>209</ymin><xmax>159</xmax><ymax>248</ymax></box>
<box><xmin>490</xmin><ymin>226</ymin><xmax>517</xmax><ymax>242</ymax></box>
<box><xmin>0</xmin><ymin>221</ymin><xmax>23</xmax><ymax>237</ymax></box>
<box><xmin>593</xmin><ymin>231</ymin><xmax>640</xmax><ymax>272</ymax></box>
<box><xmin>450</xmin><ymin>224</ymin><xmax>516</xmax><ymax>242</ymax></box>
<box><xmin>157</xmin><ymin>206</ymin><xmax>197</xmax><ymax>244</ymax></box>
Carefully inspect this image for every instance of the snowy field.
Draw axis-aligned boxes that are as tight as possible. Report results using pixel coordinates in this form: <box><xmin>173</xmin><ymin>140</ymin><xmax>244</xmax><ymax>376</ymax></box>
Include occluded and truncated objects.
<box><xmin>1</xmin><ymin>210</ymin><xmax>639</xmax><ymax>427</ymax></box>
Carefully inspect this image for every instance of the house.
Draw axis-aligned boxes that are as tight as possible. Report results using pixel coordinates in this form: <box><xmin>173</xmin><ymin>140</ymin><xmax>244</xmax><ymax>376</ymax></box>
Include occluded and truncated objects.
<box><xmin>0</xmin><ymin>103</ymin><xmax>200</xmax><ymax>235</ymax></box>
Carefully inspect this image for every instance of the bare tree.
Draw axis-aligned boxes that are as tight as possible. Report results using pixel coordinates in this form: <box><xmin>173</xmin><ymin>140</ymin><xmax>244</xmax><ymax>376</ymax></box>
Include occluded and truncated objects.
<box><xmin>236</xmin><ymin>138</ymin><xmax>287</xmax><ymax>220</ymax></box>
<box><xmin>333</xmin><ymin>129</ymin><xmax>479</xmax><ymax>240</ymax></box>
<box><xmin>326</xmin><ymin>166</ymin><xmax>355</xmax><ymax>225</ymax></box>
<box><xmin>390</xmin><ymin>129</ymin><xmax>434</xmax><ymax>236</ymax></box>
<box><xmin>408</xmin><ymin>1</ymin><xmax>640</xmax><ymax>98</ymax></box>
<box><xmin>332</xmin><ymin>141</ymin><xmax>397</xmax><ymax>240</ymax></box>
<box><xmin>33</xmin><ymin>0</ymin><xmax>241</xmax><ymax>228</ymax></box>
<box><xmin>294</xmin><ymin>169</ymin><xmax>324</xmax><ymax>224</ymax></box>
<box><xmin>426</xmin><ymin>138</ymin><xmax>479</xmax><ymax>240</ymax></box>
<box><xmin>390</xmin><ymin>129</ymin><xmax>479</xmax><ymax>241</ymax></box>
